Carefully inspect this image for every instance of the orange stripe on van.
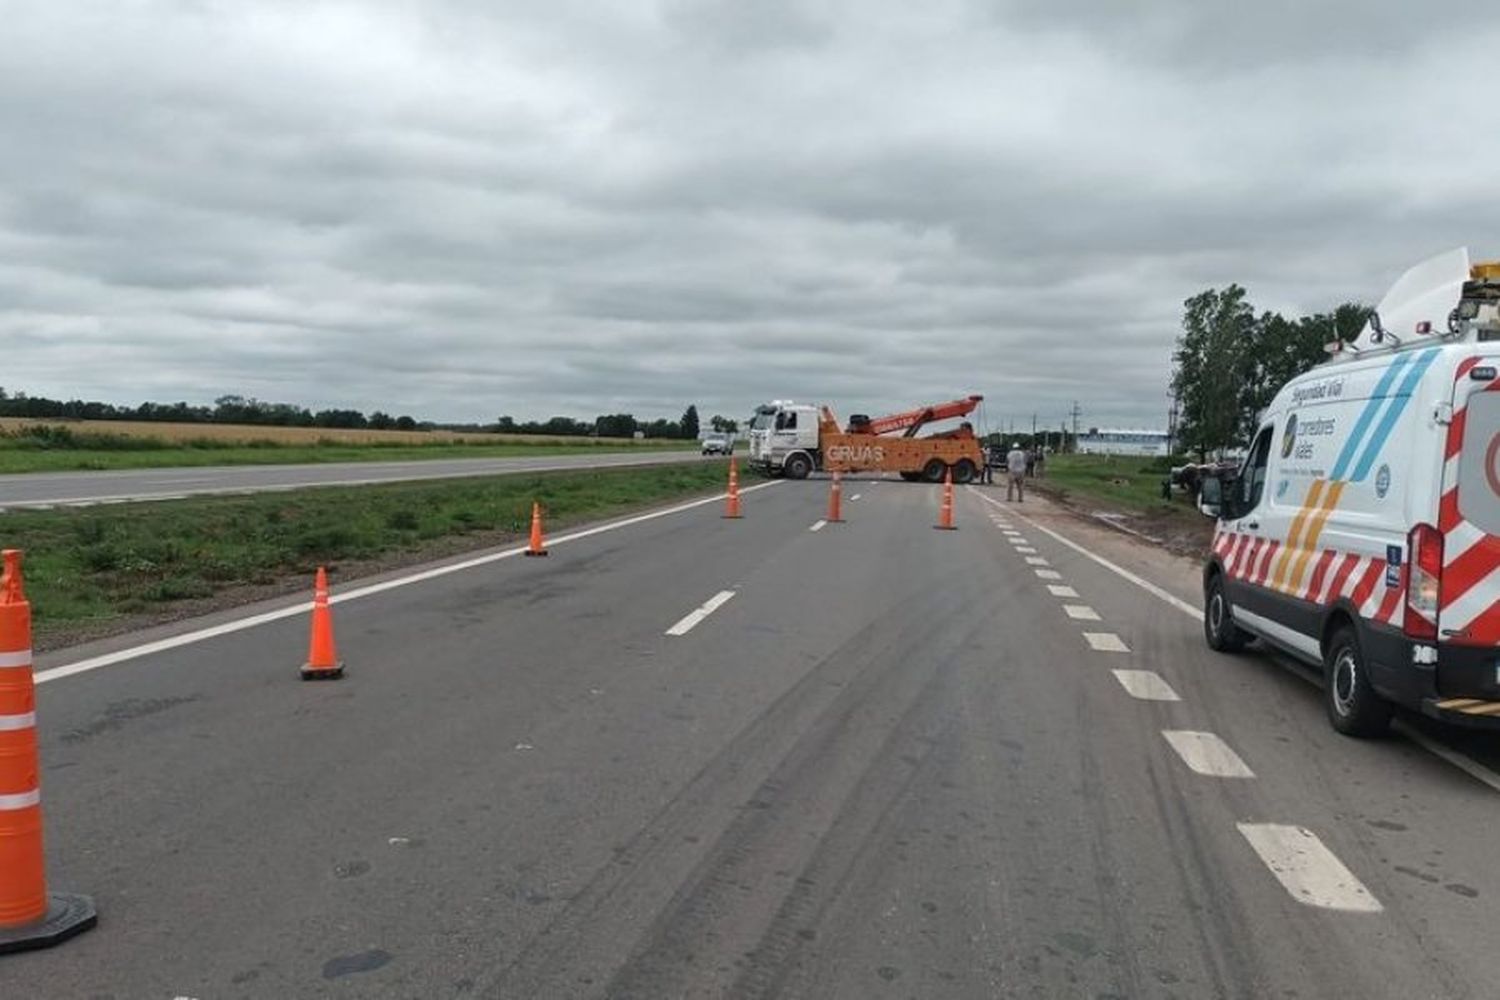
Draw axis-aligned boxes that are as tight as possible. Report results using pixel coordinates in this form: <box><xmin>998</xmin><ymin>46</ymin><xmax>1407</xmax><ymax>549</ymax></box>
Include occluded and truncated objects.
<box><xmin>1287</xmin><ymin>481</ymin><xmax>1346</xmax><ymax>591</ymax></box>
<box><xmin>1270</xmin><ymin>480</ymin><xmax>1325</xmax><ymax>591</ymax></box>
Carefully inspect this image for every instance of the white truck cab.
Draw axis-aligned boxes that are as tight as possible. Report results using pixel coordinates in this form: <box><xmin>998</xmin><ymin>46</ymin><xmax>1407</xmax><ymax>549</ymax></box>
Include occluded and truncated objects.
<box><xmin>1202</xmin><ymin>248</ymin><xmax>1500</xmax><ymax>735</ymax></box>
<box><xmin>748</xmin><ymin>401</ymin><xmax>821</xmax><ymax>478</ymax></box>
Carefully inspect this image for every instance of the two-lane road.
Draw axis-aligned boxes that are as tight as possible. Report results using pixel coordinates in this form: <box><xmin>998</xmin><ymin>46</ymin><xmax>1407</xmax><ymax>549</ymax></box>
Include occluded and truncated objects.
<box><xmin>0</xmin><ymin>449</ymin><xmax>709</xmax><ymax>509</ymax></box>
<box><xmin>4</xmin><ymin>480</ymin><xmax>1500</xmax><ymax>997</ymax></box>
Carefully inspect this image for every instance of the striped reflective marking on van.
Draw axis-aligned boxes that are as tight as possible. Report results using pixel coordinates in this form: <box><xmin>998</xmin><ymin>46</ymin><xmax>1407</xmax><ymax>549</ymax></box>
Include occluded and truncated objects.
<box><xmin>1270</xmin><ymin>479</ymin><xmax>1325</xmax><ymax>591</ymax></box>
<box><xmin>1348</xmin><ymin>348</ymin><xmax>1443</xmax><ymax>483</ymax></box>
<box><xmin>1286</xmin><ymin>481</ymin><xmax>1346</xmax><ymax>592</ymax></box>
<box><xmin>1328</xmin><ymin>353</ymin><xmax>1416</xmax><ymax>480</ymax></box>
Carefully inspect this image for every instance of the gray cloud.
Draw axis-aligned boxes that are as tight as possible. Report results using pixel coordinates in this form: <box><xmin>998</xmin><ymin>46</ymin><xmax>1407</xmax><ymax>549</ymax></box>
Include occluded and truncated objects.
<box><xmin>2</xmin><ymin>0</ymin><xmax>1497</xmax><ymax>433</ymax></box>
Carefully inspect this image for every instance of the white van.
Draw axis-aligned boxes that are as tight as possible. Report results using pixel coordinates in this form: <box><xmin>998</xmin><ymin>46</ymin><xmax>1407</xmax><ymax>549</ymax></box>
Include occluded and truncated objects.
<box><xmin>1201</xmin><ymin>249</ymin><xmax>1500</xmax><ymax>735</ymax></box>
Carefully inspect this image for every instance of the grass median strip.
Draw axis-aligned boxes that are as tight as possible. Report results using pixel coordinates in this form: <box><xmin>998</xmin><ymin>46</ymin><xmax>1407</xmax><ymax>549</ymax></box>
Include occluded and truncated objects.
<box><xmin>0</xmin><ymin>462</ymin><xmax>738</xmax><ymax>647</ymax></box>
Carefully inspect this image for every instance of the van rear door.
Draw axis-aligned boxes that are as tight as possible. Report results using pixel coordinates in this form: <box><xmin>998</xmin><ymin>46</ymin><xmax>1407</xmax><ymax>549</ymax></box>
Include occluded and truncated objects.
<box><xmin>1437</xmin><ymin>360</ymin><xmax>1500</xmax><ymax>653</ymax></box>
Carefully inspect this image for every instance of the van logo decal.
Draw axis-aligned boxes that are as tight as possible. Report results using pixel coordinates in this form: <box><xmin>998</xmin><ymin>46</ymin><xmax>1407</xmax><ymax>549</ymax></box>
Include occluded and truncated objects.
<box><xmin>1375</xmin><ymin>464</ymin><xmax>1391</xmax><ymax>499</ymax></box>
<box><xmin>1281</xmin><ymin>413</ymin><xmax>1298</xmax><ymax>459</ymax></box>
<box><xmin>1386</xmin><ymin>545</ymin><xmax>1402</xmax><ymax>587</ymax></box>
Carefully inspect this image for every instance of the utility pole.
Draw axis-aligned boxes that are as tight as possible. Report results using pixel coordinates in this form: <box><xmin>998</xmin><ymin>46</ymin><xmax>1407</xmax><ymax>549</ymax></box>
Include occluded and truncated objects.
<box><xmin>1167</xmin><ymin>388</ymin><xmax>1180</xmax><ymax>457</ymax></box>
<box><xmin>1031</xmin><ymin>413</ymin><xmax>1037</xmax><ymax>444</ymax></box>
<box><xmin>1069</xmin><ymin>401</ymin><xmax>1082</xmax><ymax>453</ymax></box>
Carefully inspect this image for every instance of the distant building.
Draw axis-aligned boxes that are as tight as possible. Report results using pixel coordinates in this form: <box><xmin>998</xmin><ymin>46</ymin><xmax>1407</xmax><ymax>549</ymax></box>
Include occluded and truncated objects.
<box><xmin>1077</xmin><ymin>428</ymin><xmax>1171</xmax><ymax>457</ymax></box>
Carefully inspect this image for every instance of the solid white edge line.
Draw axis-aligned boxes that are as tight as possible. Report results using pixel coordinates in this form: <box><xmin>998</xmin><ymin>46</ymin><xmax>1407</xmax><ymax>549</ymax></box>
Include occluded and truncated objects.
<box><xmin>36</xmin><ymin>482</ymin><xmax>782</xmax><ymax>685</ymax></box>
<box><xmin>1237</xmin><ymin>823</ymin><xmax>1383</xmax><ymax>913</ymax></box>
<box><xmin>1161</xmin><ymin>730</ymin><xmax>1256</xmax><ymax>778</ymax></box>
<box><xmin>665</xmin><ymin>590</ymin><xmax>736</xmax><ymax>636</ymax></box>
<box><xmin>1111</xmin><ymin>670</ymin><xmax>1180</xmax><ymax>702</ymax></box>
<box><xmin>809</xmin><ymin>520</ymin><xmax>827</xmax><ymax>532</ymax></box>
<box><xmin>973</xmin><ymin>487</ymin><xmax>1500</xmax><ymax>796</ymax></box>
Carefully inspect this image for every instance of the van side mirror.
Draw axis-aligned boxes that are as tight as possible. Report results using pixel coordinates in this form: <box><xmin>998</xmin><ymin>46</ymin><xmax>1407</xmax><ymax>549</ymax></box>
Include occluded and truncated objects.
<box><xmin>1198</xmin><ymin>476</ymin><xmax>1223</xmax><ymax>519</ymax></box>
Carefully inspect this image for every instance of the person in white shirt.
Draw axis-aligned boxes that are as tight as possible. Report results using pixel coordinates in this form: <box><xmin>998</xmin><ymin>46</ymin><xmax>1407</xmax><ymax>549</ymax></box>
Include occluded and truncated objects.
<box><xmin>1006</xmin><ymin>443</ymin><xmax>1028</xmax><ymax>501</ymax></box>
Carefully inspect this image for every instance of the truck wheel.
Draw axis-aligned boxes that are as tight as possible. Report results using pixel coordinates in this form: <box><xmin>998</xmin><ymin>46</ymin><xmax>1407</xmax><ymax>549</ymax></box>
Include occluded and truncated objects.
<box><xmin>899</xmin><ymin>471</ymin><xmax>922</xmax><ymax>482</ymax></box>
<box><xmin>784</xmin><ymin>453</ymin><xmax>813</xmax><ymax>480</ymax></box>
<box><xmin>1324</xmin><ymin>625</ymin><xmax>1393</xmax><ymax>738</ymax></box>
<box><xmin>1203</xmin><ymin>574</ymin><xmax>1248</xmax><ymax>653</ymax></box>
<box><xmin>952</xmin><ymin>459</ymin><xmax>976</xmax><ymax>484</ymax></box>
<box><xmin>922</xmin><ymin>459</ymin><xmax>947</xmax><ymax>483</ymax></box>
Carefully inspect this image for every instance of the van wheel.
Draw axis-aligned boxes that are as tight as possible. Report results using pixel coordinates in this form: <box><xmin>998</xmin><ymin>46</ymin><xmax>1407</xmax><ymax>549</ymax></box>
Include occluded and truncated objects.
<box><xmin>1204</xmin><ymin>574</ymin><xmax>1248</xmax><ymax>653</ymax></box>
<box><xmin>784</xmin><ymin>453</ymin><xmax>813</xmax><ymax>480</ymax></box>
<box><xmin>952</xmin><ymin>459</ymin><xmax>977</xmax><ymax>484</ymax></box>
<box><xmin>922</xmin><ymin>459</ymin><xmax>947</xmax><ymax>483</ymax></box>
<box><xmin>1324</xmin><ymin>625</ymin><xmax>1393</xmax><ymax>738</ymax></box>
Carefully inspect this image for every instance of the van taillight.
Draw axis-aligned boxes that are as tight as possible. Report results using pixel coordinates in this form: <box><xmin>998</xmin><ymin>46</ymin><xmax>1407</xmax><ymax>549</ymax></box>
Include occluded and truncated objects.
<box><xmin>1404</xmin><ymin>523</ymin><xmax>1443</xmax><ymax>641</ymax></box>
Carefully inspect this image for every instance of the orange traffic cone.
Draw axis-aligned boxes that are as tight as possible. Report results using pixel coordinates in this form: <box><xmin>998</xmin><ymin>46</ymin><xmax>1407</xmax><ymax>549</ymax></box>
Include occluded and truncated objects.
<box><xmin>935</xmin><ymin>467</ymin><xmax>957</xmax><ymax>531</ymax></box>
<box><xmin>827</xmin><ymin>471</ymin><xmax>845</xmax><ymax>523</ymax></box>
<box><xmin>525</xmin><ymin>502</ymin><xmax>549</xmax><ymax>556</ymax></box>
<box><xmin>722</xmin><ymin>458</ymin><xmax>743</xmax><ymax>519</ymax></box>
<box><xmin>300</xmin><ymin>567</ymin><xmax>344</xmax><ymax>680</ymax></box>
<box><xmin>0</xmin><ymin>550</ymin><xmax>96</xmax><ymax>954</ymax></box>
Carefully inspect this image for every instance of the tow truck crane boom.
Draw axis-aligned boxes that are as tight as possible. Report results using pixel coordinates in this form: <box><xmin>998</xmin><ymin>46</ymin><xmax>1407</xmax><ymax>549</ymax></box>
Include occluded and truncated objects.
<box><xmin>844</xmin><ymin>395</ymin><xmax>984</xmax><ymax>437</ymax></box>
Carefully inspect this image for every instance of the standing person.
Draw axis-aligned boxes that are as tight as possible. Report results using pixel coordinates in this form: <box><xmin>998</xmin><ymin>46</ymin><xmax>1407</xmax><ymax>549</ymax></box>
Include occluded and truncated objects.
<box><xmin>1006</xmin><ymin>442</ymin><xmax>1028</xmax><ymax>502</ymax></box>
<box><xmin>1035</xmin><ymin>448</ymin><xmax>1045</xmax><ymax>478</ymax></box>
<box><xmin>981</xmin><ymin>442</ymin><xmax>998</xmax><ymax>484</ymax></box>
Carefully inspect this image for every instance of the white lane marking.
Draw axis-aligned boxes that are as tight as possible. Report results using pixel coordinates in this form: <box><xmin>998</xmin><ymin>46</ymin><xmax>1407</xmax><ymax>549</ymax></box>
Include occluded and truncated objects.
<box><xmin>1392</xmin><ymin>721</ymin><xmax>1500</xmax><ymax>795</ymax></box>
<box><xmin>849</xmin><ymin>493</ymin><xmax>861</xmax><ymax>501</ymax></box>
<box><xmin>1035</xmin><ymin>569</ymin><xmax>1063</xmax><ymax>580</ymax></box>
<box><xmin>1111</xmin><ymin>670</ymin><xmax>1180</xmax><ymax>701</ymax></box>
<box><xmin>157</xmin><ymin>477</ymin><xmax>217</xmax><ymax>485</ymax></box>
<box><xmin>665</xmin><ymin>590</ymin><xmax>736</xmax><ymax>636</ymax></box>
<box><xmin>1016</xmin><ymin>547</ymin><xmax>1038</xmax><ymax>554</ymax></box>
<box><xmin>1047</xmin><ymin>585</ymin><xmax>1079</xmax><ymax>598</ymax></box>
<box><xmin>1002</xmin><ymin>530</ymin><xmax>1021</xmax><ymax>536</ymax></box>
<box><xmin>1063</xmin><ymin>604</ymin><xmax>1101</xmax><ymax>621</ymax></box>
<box><xmin>1025</xmin><ymin>556</ymin><xmax>1049</xmax><ymax>566</ymax></box>
<box><xmin>809</xmin><ymin>520</ymin><xmax>827</xmax><ymax>532</ymax></box>
<box><xmin>1162</xmin><ymin>730</ymin><xmax>1255</xmax><ymax>778</ymax></box>
<box><xmin>1084</xmin><ymin>632</ymin><xmax>1129</xmax><ymax>652</ymax></box>
<box><xmin>971</xmin><ymin>490</ymin><xmax>1201</xmax><ymax>620</ymax></box>
<box><xmin>35</xmin><ymin>481</ymin><xmax>783</xmax><ymax>685</ymax></box>
<box><xmin>967</xmin><ymin>489</ymin><xmax>1500</xmax><ymax>799</ymax></box>
<box><xmin>1237</xmin><ymin>823</ymin><xmax>1383</xmax><ymax>913</ymax></box>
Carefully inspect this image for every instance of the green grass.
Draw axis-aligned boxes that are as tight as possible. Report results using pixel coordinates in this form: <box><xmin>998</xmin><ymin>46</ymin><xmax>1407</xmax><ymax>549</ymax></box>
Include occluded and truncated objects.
<box><xmin>0</xmin><ymin>462</ymin><xmax>736</xmax><ymax>638</ymax></box>
<box><xmin>0</xmin><ymin>434</ymin><xmax>696</xmax><ymax>474</ymax></box>
<box><xmin>1035</xmin><ymin>453</ymin><xmax>1185</xmax><ymax>513</ymax></box>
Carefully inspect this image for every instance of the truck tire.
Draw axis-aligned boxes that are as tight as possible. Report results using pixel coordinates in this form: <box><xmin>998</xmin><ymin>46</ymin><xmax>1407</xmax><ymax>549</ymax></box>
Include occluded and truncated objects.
<box><xmin>1324</xmin><ymin>624</ymin><xmax>1393</xmax><ymax>738</ymax></box>
<box><xmin>899</xmin><ymin>471</ymin><xmax>922</xmax><ymax>482</ymax></box>
<box><xmin>1204</xmin><ymin>573</ymin><xmax>1248</xmax><ymax>653</ymax></box>
<box><xmin>952</xmin><ymin>459</ymin><xmax>977</xmax><ymax>484</ymax></box>
<box><xmin>784</xmin><ymin>453</ymin><xmax>813</xmax><ymax>480</ymax></box>
<box><xmin>922</xmin><ymin>459</ymin><xmax>947</xmax><ymax>483</ymax></box>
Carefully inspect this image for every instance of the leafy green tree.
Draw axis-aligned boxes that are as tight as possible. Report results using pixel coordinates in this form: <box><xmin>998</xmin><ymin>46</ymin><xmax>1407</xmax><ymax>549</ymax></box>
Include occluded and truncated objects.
<box><xmin>680</xmin><ymin>405</ymin><xmax>700</xmax><ymax>440</ymax></box>
<box><xmin>1172</xmin><ymin>286</ymin><xmax>1255</xmax><ymax>459</ymax></box>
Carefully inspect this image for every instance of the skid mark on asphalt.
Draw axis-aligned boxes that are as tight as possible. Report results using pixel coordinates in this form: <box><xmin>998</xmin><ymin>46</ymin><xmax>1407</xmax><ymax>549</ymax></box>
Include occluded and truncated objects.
<box><xmin>1238</xmin><ymin>824</ymin><xmax>1383</xmax><ymax>913</ymax></box>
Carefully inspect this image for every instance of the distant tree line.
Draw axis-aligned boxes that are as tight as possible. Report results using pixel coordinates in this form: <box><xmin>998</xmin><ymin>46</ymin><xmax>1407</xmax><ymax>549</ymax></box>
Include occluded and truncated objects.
<box><xmin>1170</xmin><ymin>289</ymin><xmax>1371</xmax><ymax>459</ymax></box>
<box><xmin>0</xmin><ymin>389</ymin><xmax>721</xmax><ymax>439</ymax></box>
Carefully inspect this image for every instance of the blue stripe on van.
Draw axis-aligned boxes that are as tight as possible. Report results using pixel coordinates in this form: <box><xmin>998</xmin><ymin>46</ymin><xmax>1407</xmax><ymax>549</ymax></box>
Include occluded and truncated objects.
<box><xmin>1348</xmin><ymin>347</ymin><xmax>1441</xmax><ymax>482</ymax></box>
<box><xmin>1328</xmin><ymin>352</ymin><xmax>1413</xmax><ymax>480</ymax></box>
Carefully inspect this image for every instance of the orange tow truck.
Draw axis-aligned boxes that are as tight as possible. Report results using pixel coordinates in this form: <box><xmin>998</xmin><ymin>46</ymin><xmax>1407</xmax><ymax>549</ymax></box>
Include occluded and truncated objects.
<box><xmin>747</xmin><ymin>395</ymin><xmax>986</xmax><ymax>482</ymax></box>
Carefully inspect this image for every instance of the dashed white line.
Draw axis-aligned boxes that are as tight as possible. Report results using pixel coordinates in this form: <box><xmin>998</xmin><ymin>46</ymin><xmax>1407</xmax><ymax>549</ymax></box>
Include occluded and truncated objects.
<box><xmin>809</xmin><ymin>520</ymin><xmax>827</xmax><ymax>532</ymax></box>
<box><xmin>665</xmin><ymin>590</ymin><xmax>737</xmax><ymax>636</ymax></box>
<box><xmin>34</xmin><ymin>482</ymin><xmax>784</xmax><ymax>685</ymax></box>
<box><xmin>1162</xmin><ymin>730</ymin><xmax>1255</xmax><ymax>778</ymax></box>
<box><xmin>1237</xmin><ymin>823</ymin><xmax>1383</xmax><ymax>913</ymax></box>
<box><xmin>1083</xmin><ymin>632</ymin><xmax>1129</xmax><ymax>652</ymax></box>
<box><xmin>1024</xmin><ymin>556</ymin><xmax>1049</xmax><ymax>566</ymax></box>
<box><xmin>1002</xmin><ymin>530</ymin><xmax>1021</xmax><ymax>536</ymax></box>
<box><xmin>1111</xmin><ymin>669</ymin><xmax>1181</xmax><ymax>701</ymax></box>
<box><xmin>1015</xmin><ymin>546</ymin><xmax>1038</xmax><ymax>554</ymax></box>
<box><xmin>849</xmin><ymin>493</ymin><xmax>862</xmax><ymax>501</ymax></box>
<box><xmin>1035</xmin><ymin>569</ymin><xmax>1063</xmax><ymax>580</ymax></box>
<box><xmin>1046</xmin><ymin>585</ymin><xmax>1079</xmax><ymax>598</ymax></box>
<box><xmin>1063</xmin><ymin>604</ymin><xmax>1101</xmax><ymax>621</ymax></box>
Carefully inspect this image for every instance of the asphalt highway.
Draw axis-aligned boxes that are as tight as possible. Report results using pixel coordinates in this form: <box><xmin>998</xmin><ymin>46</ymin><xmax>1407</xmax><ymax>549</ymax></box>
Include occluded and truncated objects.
<box><xmin>0</xmin><ymin>449</ymin><xmax>708</xmax><ymax>509</ymax></box>
<box><xmin>4</xmin><ymin>479</ymin><xmax>1500</xmax><ymax>998</ymax></box>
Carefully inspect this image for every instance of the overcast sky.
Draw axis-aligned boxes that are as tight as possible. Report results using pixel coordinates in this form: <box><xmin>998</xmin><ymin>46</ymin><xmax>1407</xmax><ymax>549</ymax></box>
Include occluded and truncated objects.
<box><xmin>2</xmin><ymin>1</ymin><xmax>1494</xmax><ymax>432</ymax></box>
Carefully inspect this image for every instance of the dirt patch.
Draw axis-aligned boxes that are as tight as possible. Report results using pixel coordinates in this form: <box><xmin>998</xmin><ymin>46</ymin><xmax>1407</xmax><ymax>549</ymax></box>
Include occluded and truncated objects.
<box><xmin>1029</xmin><ymin>480</ymin><xmax>1215</xmax><ymax>560</ymax></box>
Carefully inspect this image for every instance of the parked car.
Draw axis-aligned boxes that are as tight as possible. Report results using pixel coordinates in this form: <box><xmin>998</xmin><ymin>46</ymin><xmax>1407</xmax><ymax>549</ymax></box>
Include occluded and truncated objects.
<box><xmin>701</xmin><ymin>434</ymin><xmax>733</xmax><ymax>455</ymax></box>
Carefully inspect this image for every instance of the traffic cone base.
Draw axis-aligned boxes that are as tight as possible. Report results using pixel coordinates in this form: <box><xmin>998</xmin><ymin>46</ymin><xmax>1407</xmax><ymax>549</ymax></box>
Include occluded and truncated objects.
<box><xmin>300</xmin><ymin>663</ymin><xmax>345</xmax><ymax>680</ymax></box>
<box><xmin>0</xmin><ymin>892</ymin><xmax>98</xmax><ymax>956</ymax></box>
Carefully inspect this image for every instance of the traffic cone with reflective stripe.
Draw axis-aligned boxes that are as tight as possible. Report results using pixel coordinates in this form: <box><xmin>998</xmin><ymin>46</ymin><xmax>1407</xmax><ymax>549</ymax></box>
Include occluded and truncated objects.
<box><xmin>827</xmin><ymin>471</ymin><xmax>845</xmax><ymax>523</ymax></box>
<box><xmin>525</xmin><ymin>502</ymin><xmax>549</xmax><ymax>556</ymax></box>
<box><xmin>0</xmin><ymin>550</ymin><xmax>96</xmax><ymax>954</ymax></box>
<box><xmin>723</xmin><ymin>458</ymin><xmax>743</xmax><ymax>519</ymax></box>
<box><xmin>935</xmin><ymin>467</ymin><xmax>957</xmax><ymax>530</ymax></box>
<box><xmin>300</xmin><ymin>567</ymin><xmax>344</xmax><ymax>680</ymax></box>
